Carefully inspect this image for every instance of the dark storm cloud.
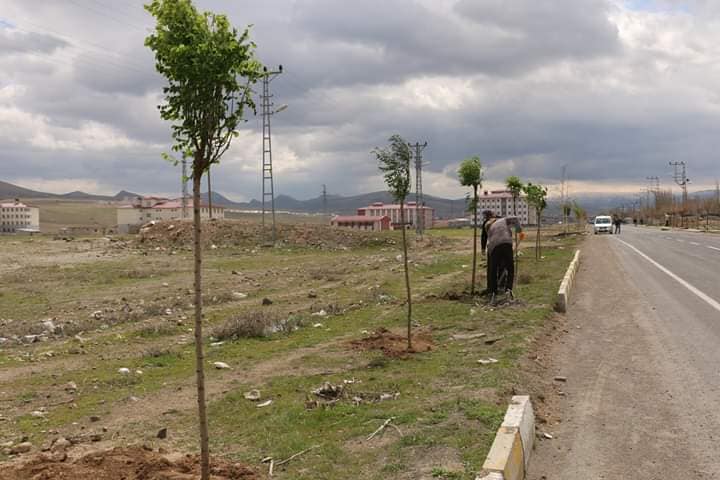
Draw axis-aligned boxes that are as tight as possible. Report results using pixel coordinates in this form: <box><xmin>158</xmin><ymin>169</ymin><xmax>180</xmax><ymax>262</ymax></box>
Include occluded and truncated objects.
<box><xmin>0</xmin><ymin>28</ymin><xmax>68</xmax><ymax>56</ymax></box>
<box><xmin>1</xmin><ymin>0</ymin><xmax>719</xmax><ymax>199</ymax></box>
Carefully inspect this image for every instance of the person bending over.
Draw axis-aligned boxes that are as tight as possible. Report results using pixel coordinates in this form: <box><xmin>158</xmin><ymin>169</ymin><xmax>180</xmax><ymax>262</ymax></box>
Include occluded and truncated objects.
<box><xmin>481</xmin><ymin>211</ymin><xmax>521</xmax><ymax>298</ymax></box>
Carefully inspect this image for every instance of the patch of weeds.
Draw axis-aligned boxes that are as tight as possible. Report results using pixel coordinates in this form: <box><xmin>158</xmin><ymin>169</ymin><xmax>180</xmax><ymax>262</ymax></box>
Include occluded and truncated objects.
<box><xmin>517</xmin><ymin>273</ymin><xmax>532</xmax><ymax>285</ymax></box>
<box><xmin>459</xmin><ymin>400</ymin><xmax>504</xmax><ymax>429</ymax></box>
<box><xmin>211</xmin><ymin>311</ymin><xmax>303</xmax><ymax>340</ymax></box>
<box><xmin>431</xmin><ymin>467</ymin><xmax>463</xmax><ymax>479</ymax></box>
<box><xmin>137</xmin><ymin>322</ymin><xmax>178</xmax><ymax>338</ymax></box>
<box><xmin>367</xmin><ymin>356</ymin><xmax>389</xmax><ymax>369</ymax></box>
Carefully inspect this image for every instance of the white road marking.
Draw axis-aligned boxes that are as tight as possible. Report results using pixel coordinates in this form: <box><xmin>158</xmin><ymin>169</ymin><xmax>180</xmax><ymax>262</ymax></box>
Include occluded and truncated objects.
<box><xmin>709</xmin><ymin>246</ymin><xmax>720</xmax><ymax>252</ymax></box>
<box><xmin>677</xmin><ymin>239</ymin><xmax>685</xmax><ymax>242</ymax></box>
<box><xmin>690</xmin><ymin>242</ymin><xmax>701</xmax><ymax>246</ymax></box>
<box><xmin>616</xmin><ymin>238</ymin><xmax>720</xmax><ymax>314</ymax></box>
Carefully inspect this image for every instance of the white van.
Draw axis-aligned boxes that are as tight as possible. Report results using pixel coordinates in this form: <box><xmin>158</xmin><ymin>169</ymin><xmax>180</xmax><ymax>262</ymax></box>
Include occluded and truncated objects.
<box><xmin>593</xmin><ymin>215</ymin><xmax>613</xmax><ymax>234</ymax></box>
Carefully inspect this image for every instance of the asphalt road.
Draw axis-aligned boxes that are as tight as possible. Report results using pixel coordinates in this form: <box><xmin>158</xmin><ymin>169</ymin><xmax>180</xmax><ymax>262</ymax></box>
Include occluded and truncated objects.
<box><xmin>528</xmin><ymin>226</ymin><xmax>720</xmax><ymax>479</ymax></box>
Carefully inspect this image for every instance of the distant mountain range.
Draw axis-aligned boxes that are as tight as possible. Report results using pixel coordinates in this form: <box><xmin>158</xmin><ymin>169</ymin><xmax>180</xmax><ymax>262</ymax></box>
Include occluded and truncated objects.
<box><xmin>0</xmin><ymin>181</ymin><xmax>139</xmax><ymax>202</ymax></box>
<box><xmin>3</xmin><ymin>180</ymin><xmax>717</xmax><ymax>219</ymax></box>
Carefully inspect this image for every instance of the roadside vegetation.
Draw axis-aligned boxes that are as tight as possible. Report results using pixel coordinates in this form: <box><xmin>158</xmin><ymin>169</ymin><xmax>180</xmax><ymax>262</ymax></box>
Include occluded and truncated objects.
<box><xmin>0</xmin><ymin>222</ymin><xmax>578</xmax><ymax>479</ymax></box>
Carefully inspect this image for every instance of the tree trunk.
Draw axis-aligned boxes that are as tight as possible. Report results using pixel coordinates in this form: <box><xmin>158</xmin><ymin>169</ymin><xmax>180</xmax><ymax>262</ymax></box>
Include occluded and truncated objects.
<box><xmin>513</xmin><ymin>195</ymin><xmax>519</xmax><ymax>277</ymax></box>
<box><xmin>400</xmin><ymin>201</ymin><xmax>412</xmax><ymax>351</ymax></box>
<box><xmin>471</xmin><ymin>185</ymin><xmax>478</xmax><ymax>295</ymax></box>
<box><xmin>207</xmin><ymin>166</ymin><xmax>213</xmax><ymax>220</ymax></box>
<box><xmin>193</xmin><ymin>171</ymin><xmax>210</xmax><ymax>480</ymax></box>
<box><xmin>536</xmin><ymin>210</ymin><xmax>541</xmax><ymax>261</ymax></box>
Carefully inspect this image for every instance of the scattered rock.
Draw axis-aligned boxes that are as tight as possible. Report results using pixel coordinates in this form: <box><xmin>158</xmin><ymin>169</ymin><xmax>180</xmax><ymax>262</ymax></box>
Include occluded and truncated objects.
<box><xmin>312</xmin><ymin>382</ymin><xmax>344</xmax><ymax>400</ymax></box>
<box><xmin>89</xmin><ymin>415</ymin><xmax>100</xmax><ymax>422</ymax></box>
<box><xmin>10</xmin><ymin>442</ymin><xmax>32</xmax><ymax>454</ymax></box>
<box><xmin>51</xmin><ymin>437</ymin><xmax>71</xmax><ymax>452</ymax></box>
<box><xmin>157</xmin><ymin>427</ymin><xmax>168</xmax><ymax>439</ymax></box>
<box><xmin>64</xmin><ymin>382</ymin><xmax>78</xmax><ymax>393</ymax></box>
<box><xmin>307</xmin><ymin>290</ymin><xmax>318</xmax><ymax>298</ymax></box>
<box><xmin>243</xmin><ymin>390</ymin><xmax>261</xmax><ymax>401</ymax></box>
<box><xmin>213</xmin><ymin>362</ymin><xmax>231</xmax><ymax>370</ymax></box>
<box><xmin>30</xmin><ymin>410</ymin><xmax>46</xmax><ymax>418</ymax></box>
<box><xmin>554</xmin><ymin>376</ymin><xmax>568</xmax><ymax>383</ymax></box>
<box><xmin>232</xmin><ymin>292</ymin><xmax>248</xmax><ymax>299</ymax></box>
<box><xmin>477</xmin><ymin>358</ymin><xmax>499</xmax><ymax>365</ymax></box>
<box><xmin>311</xmin><ymin>309</ymin><xmax>327</xmax><ymax>317</ymax></box>
<box><xmin>118</xmin><ymin>368</ymin><xmax>131</xmax><ymax>375</ymax></box>
<box><xmin>484</xmin><ymin>336</ymin><xmax>504</xmax><ymax>345</ymax></box>
<box><xmin>261</xmin><ymin>298</ymin><xmax>273</xmax><ymax>306</ymax></box>
<box><xmin>256</xmin><ymin>400</ymin><xmax>272</xmax><ymax>408</ymax></box>
<box><xmin>312</xmin><ymin>323</ymin><xmax>324</xmax><ymax>328</ymax></box>
<box><xmin>91</xmin><ymin>311</ymin><xmax>104</xmax><ymax>320</ymax></box>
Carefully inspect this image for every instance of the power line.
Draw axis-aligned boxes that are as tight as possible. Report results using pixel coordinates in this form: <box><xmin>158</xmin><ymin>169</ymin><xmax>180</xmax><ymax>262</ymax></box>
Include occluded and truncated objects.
<box><xmin>408</xmin><ymin>141</ymin><xmax>428</xmax><ymax>236</ymax></box>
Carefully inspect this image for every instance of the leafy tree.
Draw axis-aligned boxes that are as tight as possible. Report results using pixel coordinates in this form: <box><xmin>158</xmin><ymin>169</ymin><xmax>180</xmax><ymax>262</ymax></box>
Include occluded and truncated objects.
<box><xmin>571</xmin><ymin>201</ymin><xmax>586</xmax><ymax>231</ymax></box>
<box><xmin>524</xmin><ymin>183</ymin><xmax>548</xmax><ymax>260</ymax></box>
<box><xmin>505</xmin><ymin>176</ymin><xmax>523</xmax><ymax>216</ymax></box>
<box><xmin>458</xmin><ymin>156</ymin><xmax>483</xmax><ymax>295</ymax></box>
<box><xmin>505</xmin><ymin>175</ymin><xmax>523</xmax><ymax>272</ymax></box>
<box><xmin>145</xmin><ymin>1</ymin><xmax>262</xmax><ymax>477</ymax></box>
<box><xmin>375</xmin><ymin>135</ymin><xmax>414</xmax><ymax>350</ymax></box>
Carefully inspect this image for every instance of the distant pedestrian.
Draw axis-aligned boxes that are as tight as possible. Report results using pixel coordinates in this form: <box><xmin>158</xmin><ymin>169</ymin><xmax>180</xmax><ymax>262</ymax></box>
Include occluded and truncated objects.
<box><xmin>633</xmin><ymin>218</ymin><xmax>637</xmax><ymax>227</ymax></box>
<box><xmin>481</xmin><ymin>211</ymin><xmax>521</xmax><ymax>298</ymax></box>
<box><xmin>614</xmin><ymin>216</ymin><xmax>622</xmax><ymax>234</ymax></box>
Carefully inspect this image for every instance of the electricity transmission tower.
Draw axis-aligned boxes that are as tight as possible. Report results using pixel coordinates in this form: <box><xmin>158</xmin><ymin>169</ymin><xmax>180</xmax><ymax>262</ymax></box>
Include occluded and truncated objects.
<box><xmin>408</xmin><ymin>141</ymin><xmax>428</xmax><ymax>236</ymax></box>
<box><xmin>181</xmin><ymin>156</ymin><xmax>189</xmax><ymax>219</ymax></box>
<box><xmin>261</xmin><ymin>65</ymin><xmax>283</xmax><ymax>244</ymax></box>
<box><xmin>322</xmin><ymin>184</ymin><xmax>328</xmax><ymax>217</ymax></box>
<box><xmin>560</xmin><ymin>165</ymin><xmax>569</xmax><ymax>233</ymax></box>
<box><xmin>669</xmin><ymin>161</ymin><xmax>689</xmax><ymax>206</ymax></box>
<box><xmin>646</xmin><ymin>176</ymin><xmax>660</xmax><ymax>209</ymax></box>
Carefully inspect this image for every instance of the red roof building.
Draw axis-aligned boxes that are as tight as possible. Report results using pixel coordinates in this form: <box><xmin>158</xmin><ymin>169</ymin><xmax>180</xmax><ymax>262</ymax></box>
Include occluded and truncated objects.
<box><xmin>357</xmin><ymin>201</ymin><xmax>434</xmax><ymax>229</ymax></box>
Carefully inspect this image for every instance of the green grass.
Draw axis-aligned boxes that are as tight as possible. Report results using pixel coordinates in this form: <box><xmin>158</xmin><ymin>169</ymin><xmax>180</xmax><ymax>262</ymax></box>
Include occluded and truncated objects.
<box><xmin>0</xmin><ymin>231</ymin><xmax>579</xmax><ymax>479</ymax></box>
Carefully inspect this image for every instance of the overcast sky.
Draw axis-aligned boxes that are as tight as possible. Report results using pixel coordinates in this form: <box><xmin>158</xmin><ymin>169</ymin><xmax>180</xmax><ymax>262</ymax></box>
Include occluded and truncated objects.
<box><xmin>1</xmin><ymin>0</ymin><xmax>719</xmax><ymax>201</ymax></box>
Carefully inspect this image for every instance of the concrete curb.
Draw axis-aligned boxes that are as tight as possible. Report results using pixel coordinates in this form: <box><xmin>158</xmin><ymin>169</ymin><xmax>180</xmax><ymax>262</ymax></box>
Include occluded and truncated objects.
<box><xmin>476</xmin><ymin>396</ymin><xmax>535</xmax><ymax>480</ymax></box>
<box><xmin>555</xmin><ymin>249</ymin><xmax>581</xmax><ymax>313</ymax></box>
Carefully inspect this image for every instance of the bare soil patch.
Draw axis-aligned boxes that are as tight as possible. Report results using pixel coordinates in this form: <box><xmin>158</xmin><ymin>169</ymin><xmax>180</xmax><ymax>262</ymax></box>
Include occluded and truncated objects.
<box><xmin>0</xmin><ymin>446</ymin><xmax>259</xmax><ymax>480</ymax></box>
<box><xmin>349</xmin><ymin>327</ymin><xmax>433</xmax><ymax>357</ymax></box>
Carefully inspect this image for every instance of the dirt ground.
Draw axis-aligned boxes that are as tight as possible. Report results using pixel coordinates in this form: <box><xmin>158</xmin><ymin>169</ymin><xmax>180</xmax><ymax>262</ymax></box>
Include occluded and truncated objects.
<box><xmin>0</xmin><ymin>446</ymin><xmax>258</xmax><ymax>480</ymax></box>
<box><xmin>349</xmin><ymin>327</ymin><xmax>434</xmax><ymax>357</ymax></box>
<box><xmin>0</xmin><ymin>221</ymin><xmax>578</xmax><ymax>479</ymax></box>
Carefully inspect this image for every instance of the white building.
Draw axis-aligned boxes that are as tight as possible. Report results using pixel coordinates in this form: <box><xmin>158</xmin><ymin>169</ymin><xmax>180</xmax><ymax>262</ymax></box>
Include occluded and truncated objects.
<box><xmin>357</xmin><ymin>201</ymin><xmax>434</xmax><ymax>229</ymax></box>
<box><xmin>477</xmin><ymin>190</ymin><xmax>537</xmax><ymax>225</ymax></box>
<box><xmin>117</xmin><ymin>196</ymin><xmax>225</xmax><ymax>233</ymax></box>
<box><xmin>0</xmin><ymin>199</ymin><xmax>40</xmax><ymax>234</ymax></box>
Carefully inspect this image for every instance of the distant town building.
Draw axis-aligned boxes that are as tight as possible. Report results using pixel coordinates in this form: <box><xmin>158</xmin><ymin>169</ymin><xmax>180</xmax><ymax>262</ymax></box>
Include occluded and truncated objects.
<box><xmin>330</xmin><ymin>215</ymin><xmax>390</xmax><ymax>231</ymax></box>
<box><xmin>117</xmin><ymin>196</ymin><xmax>225</xmax><ymax>234</ymax></box>
<box><xmin>356</xmin><ymin>202</ymin><xmax>434</xmax><ymax>229</ymax></box>
<box><xmin>0</xmin><ymin>199</ymin><xmax>40</xmax><ymax>234</ymax></box>
<box><xmin>476</xmin><ymin>190</ymin><xmax>536</xmax><ymax>225</ymax></box>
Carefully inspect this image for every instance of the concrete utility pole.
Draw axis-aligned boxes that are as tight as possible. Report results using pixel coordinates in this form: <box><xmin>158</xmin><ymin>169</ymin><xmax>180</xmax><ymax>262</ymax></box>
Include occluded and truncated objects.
<box><xmin>559</xmin><ymin>165</ymin><xmax>570</xmax><ymax>233</ymax></box>
<box><xmin>408</xmin><ymin>141</ymin><xmax>428</xmax><ymax>236</ymax></box>
<box><xmin>207</xmin><ymin>167</ymin><xmax>213</xmax><ymax>219</ymax></box>
<box><xmin>669</xmin><ymin>161</ymin><xmax>689</xmax><ymax>207</ymax></box>
<box><xmin>322</xmin><ymin>184</ymin><xmax>328</xmax><ymax>217</ymax></box>
<box><xmin>646</xmin><ymin>176</ymin><xmax>660</xmax><ymax>221</ymax></box>
<box><xmin>181</xmin><ymin>156</ymin><xmax>189</xmax><ymax>219</ymax></box>
<box><xmin>261</xmin><ymin>65</ymin><xmax>283</xmax><ymax>244</ymax></box>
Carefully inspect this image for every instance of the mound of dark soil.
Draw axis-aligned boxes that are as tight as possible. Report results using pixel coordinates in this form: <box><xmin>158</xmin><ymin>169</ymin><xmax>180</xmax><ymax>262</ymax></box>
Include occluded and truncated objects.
<box><xmin>349</xmin><ymin>327</ymin><xmax>433</xmax><ymax>357</ymax></box>
<box><xmin>0</xmin><ymin>447</ymin><xmax>259</xmax><ymax>480</ymax></box>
